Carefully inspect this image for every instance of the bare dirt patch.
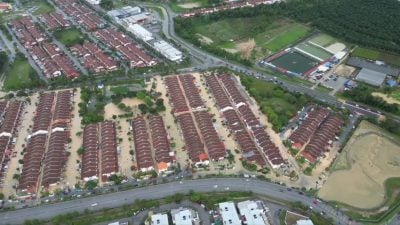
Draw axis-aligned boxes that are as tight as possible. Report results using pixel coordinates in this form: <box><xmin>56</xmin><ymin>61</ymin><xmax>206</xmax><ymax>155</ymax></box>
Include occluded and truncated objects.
<box><xmin>197</xmin><ymin>33</ymin><xmax>214</xmax><ymax>45</ymax></box>
<box><xmin>318</xmin><ymin>121</ymin><xmax>400</xmax><ymax>209</ymax></box>
<box><xmin>333</xmin><ymin>64</ymin><xmax>356</xmax><ymax>77</ymax></box>
<box><xmin>237</xmin><ymin>38</ymin><xmax>256</xmax><ymax>59</ymax></box>
<box><xmin>372</xmin><ymin>92</ymin><xmax>400</xmax><ymax>105</ymax></box>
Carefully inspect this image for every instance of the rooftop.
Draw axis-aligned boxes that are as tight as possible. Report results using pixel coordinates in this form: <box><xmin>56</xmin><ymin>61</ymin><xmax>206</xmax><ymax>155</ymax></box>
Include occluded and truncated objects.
<box><xmin>356</xmin><ymin>68</ymin><xmax>386</xmax><ymax>86</ymax></box>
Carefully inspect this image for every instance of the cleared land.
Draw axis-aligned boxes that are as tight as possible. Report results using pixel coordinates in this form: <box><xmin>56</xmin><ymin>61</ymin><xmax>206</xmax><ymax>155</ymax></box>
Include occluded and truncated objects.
<box><xmin>270</xmin><ymin>51</ymin><xmax>319</xmax><ymax>74</ymax></box>
<box><xmin>53</xmin><ymin>27</ymin><xmax>84</xmax><ymax>47</ymax></box>
<box><xmin>372</xmin><ymin>92</ymin><xmax>400</xmax><ymax>105</ymax></box>
<box><xmin>192</xmin><ymin>17</ymin><xmax>311</xmax><ymax>60</ymax></box>
<box><xmin>352</xmin><ymin>47</ymin><xmax>400</xmax><ymax>67</ymax></box>
<box><xmin>3</xmin><ymin>55</ymin><xmax>41</xmax><ymax>91</ymax></box>
<box><xmin>319</xmin><ymin>121</ymin><xmax>400</xmax><ymax>209</ymax></box>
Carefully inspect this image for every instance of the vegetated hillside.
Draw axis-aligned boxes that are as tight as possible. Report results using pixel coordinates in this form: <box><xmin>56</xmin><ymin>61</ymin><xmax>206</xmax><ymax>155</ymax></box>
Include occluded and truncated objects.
<box><xmin>283</xmin><ymin>0</ymin><xmax>400</xmax><ymax>53</ymax></box>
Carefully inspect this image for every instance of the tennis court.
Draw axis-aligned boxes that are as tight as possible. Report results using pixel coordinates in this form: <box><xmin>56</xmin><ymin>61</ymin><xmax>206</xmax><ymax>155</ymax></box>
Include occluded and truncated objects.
<box><xmin>269</xmin><ymin>51</ymin><xmax>319</xmax><ymax>74</ymax></box>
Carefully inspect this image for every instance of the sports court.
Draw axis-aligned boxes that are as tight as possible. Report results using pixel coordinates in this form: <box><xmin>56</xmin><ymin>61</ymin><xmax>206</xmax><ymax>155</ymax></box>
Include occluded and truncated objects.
<box><xmin>296</xmin><ymin>43</ymin><xmax>333</xmax><ymax>61</ymax></box>
<box><xmin>269</xmin><ymin>51</ymin><xmax>319</xmax><ymax>74</ymax></box>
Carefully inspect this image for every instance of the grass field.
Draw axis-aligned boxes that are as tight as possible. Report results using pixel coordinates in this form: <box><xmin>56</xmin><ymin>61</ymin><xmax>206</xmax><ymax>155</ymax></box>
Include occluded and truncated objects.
<box><xmin>192</xmin><ymin>17</ymin><xmax>311</xmax><ymax>60</ymax></box>
<box><xmin>53</xmin><ymin>27</ymin><xmax>84</xmax><ymax>47</ymax></box>
<box><xmin>309</xmin><ymin>34</ymin><xmax>336</xmax><ymax>47</ymax></box>
<box><xmin>3</xmin><ymin>55</ymin><xmax>40</xmax><ymax>90</ymax></box>
<box><xmin>32</xmin><ymin>1</ymin><xmax>55</xmax><ymax>15</ymax></box>
<box><xmin>352</xmin><ymin>47</ymin><xmax>400</xmax><ymax>67</ymax></box>
<box><xmin>319</xmin><ymin>121</ymin><xmax>400</xmax><ymax>209</ymax></box>
<box><xmin>269</xmin><ymin>51</ymin><xmax>319</xmax><ymax>74</ymax></box>
<box><xmin>170</xmin><ymin>0</ymin><xmax>208</xmax><ymax>13</ymax></box>
<box><xmin>262</xmin><ymin>23</ymin><xmax>311</xmax><ymax>52</ymax></box>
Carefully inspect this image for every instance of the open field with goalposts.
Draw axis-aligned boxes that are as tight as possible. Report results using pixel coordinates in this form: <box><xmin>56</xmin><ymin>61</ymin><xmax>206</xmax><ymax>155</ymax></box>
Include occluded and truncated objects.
<box><xmin>318</xmin><ymin>121</ymin><xmax>400</xmax><ymax>209</ymax></box>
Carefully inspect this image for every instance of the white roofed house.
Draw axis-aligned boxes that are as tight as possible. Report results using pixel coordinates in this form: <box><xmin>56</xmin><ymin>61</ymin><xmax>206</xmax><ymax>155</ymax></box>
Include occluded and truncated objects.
<box><xmin>218</xmin><ymin>202</ymin><xmax>241</xmax><ymax>225</ymax></box>
<box><xmin>171</xmin><ymin>207</ymin><xmax>200</xmax><ymax>225</ymax></box>
<box><xmin>237</xmin><ymin>200</ymin><xmax>270</xmax><ymax>225</ymax></box>
<box><xmin>151</xmin><ymin>213</ymin><xmax>169</xmax><ymax>225</ymax></box>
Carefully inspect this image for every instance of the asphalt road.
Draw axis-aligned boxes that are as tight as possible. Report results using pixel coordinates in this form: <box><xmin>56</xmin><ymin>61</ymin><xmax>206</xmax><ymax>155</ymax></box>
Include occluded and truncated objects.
<box><xmin>0</xmin><ymin>178</ymin><xmax>354</xmax><ymax>225</ymax></box>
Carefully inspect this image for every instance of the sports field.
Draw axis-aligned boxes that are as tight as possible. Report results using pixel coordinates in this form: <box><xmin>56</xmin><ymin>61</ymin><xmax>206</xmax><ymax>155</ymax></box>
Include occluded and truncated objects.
<box><xmin>53</xmin><ymin>27</ymin><xmax>84</xmax><ymax>47</ymax></box>
<box><xmin>296</xmin><ymin>43</ymin><xmax>333</xmax><ymax>61</ymax></box>
<box><xmin>309</xmin><ymin>34</ymin><xmax>336</xmax><ymax>47</ymax></box>
<box><xmin>269</xmin><ymin>51</ymin><xmax>319</xmax><ymax>74</ymax></box>
<box><xmin>3</xmin><ymin>55</ymin><xmax>41</xmax><ymax>91</ymax></box>
<box><xmin>319</xmin><ymin>121</ymin><xmax>400</xmax><ymax>209</ymax></box>
<box><xmin>32</xmin><ymin>1</ymin><xmax>55</xmax><ymax>15</ymax></box>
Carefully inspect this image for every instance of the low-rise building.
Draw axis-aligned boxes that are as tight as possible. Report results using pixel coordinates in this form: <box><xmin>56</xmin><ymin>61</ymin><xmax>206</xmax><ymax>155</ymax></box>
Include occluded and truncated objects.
<box><xmin>171</xmin><ymin>207</ymin><xmax>200</xmax><ymax>225</ymax></box>
<box><xmin>218</xmin><ymin>202</ymin><xmax>241</xmax><ymax>225</ymax></box>
<box><xmin>151</xmin><ymin>213</ymin><xmax>169</xmax><ymax>225</ymax></box>
<box><xmin>237</xmin><ymin>200</ymin><xmax>270</xmax><ymax>225</ymax></box>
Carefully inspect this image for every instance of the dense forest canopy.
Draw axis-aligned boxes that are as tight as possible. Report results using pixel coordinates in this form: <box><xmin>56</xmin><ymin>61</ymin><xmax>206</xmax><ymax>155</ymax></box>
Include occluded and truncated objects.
<box><xmin>176</xmin><ymin>0</ymin><xmax>400</xmax><ymax>54</ymax></box>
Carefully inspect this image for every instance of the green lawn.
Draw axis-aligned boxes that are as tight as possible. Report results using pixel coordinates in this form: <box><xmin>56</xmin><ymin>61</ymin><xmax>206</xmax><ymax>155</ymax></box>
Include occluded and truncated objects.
<box><xmin>391</xmin><ymin>90</ymin><xmax>400</xmax><ymax>101</ymax></box>
<box><xmin>262</xmin><ymin>23</ymin><xmax>311</xmax><ymax>52</ymax></box>
<box><xmin>170</xmin><ymin>0</ymin><xmax>209</xmax><ymax>13</ymax></box>
<box><xmin>53</xmin><ymin>27</ymin><xmax>84</xmax><ymax>47</ymax></box>
<box><xmin>309</xmin><ymin>34</ymin><xmax>336</xmax><ymax>47</ymax></box>
<box><xmin>32</xmin><ymin>1</ymin><xmax>55</xmax><ymax>15</ymax></box>
<box><xmin>3</xmin><ymin>55</ymin><xmax>41</xmax><ymax>91</ymax></box>
<box><xmin>352</xmin><ymin>47</ymin><xmax>400</xmax><ymax>67</ymax></box>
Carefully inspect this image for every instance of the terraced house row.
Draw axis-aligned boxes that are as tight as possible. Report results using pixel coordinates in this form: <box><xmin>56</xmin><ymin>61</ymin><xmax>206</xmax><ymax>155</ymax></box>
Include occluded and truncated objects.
<box><xmin>0</xmin><ymin>101</ymin><xmax>24</xmax><ymax>186</ymax></box>
<box><xmin>70</xmin><ymin>42</ymin><xmax>118</xmax><ymax>74</ymax></box>
<box><xmin>18</xmin><ymin>91</ymin><xmax>73</xmax><ymax>195</ymax></box>
<box><xmin>40</xmin><ymin>12</ymin><xmax>71</xmax><ymax>30</ymax></box>
<box><xmin>289</xmin><ymin>106</ymin><xmax>344</xmax><ymax>164</ymax></box>
<box><xmin>205</xmin><ymin>74</ymin><xmax>286</xmax><ymax>169</ymax></box>
<box><xmin>10</xmin><ymin>17</ymin><xmax>80</xmax><ymax>78</ymax></box>
<box><xmin>81</xmin><ymin>121</ymin><xmax>118</xmax><ymax>182</ymax></box>
<box><xmin>164</xmin><ymin>74</ymin><xmax>227</xmax><ymax>166</ymax></box>
<box><xmin>132</xmin><ymin>116</ymin><xmax>174</xmax><ymax>173</ymax></box>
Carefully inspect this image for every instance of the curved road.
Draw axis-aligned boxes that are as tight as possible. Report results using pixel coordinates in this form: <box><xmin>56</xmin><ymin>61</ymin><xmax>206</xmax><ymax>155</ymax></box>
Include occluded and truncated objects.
<box><xmin>0</xmin><ymin>178</ymin><xmax>353</xmax><ymax>225</ymax></box>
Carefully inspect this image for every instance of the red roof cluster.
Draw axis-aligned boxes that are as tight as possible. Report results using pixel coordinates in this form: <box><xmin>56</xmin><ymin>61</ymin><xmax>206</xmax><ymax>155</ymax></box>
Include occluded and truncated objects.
<box><xmin>10</xmin><ymin>17</ymin><xmax>46</xmax><ymax>48</ymax></box>
<box><xmin>0</xmin><ymin>101</ymin><xmax>24</xmax><ymax>185</ymax></box>
<box><xmin>289</xmin><ymin>107</ymin><xmax>330</xmax><ymax>149</ymax></box>
<box><xmin>81</xmin><ymin>121</ymin><xmax>118</xmax><ymax>181</ymax></box>
<box><xmin>94</xmin><ymin>28</ymin><xmax>156</xmax><ymax>68</ymax></box>
<box><xmin>56</xmin><ymin>0</ymin><xmax>105</xmax><ymax>31</ymax></box>
<box><xmin>18</xmin><ymin>91</ymin><xmax>73</xmax><ymax>193</ymax></box>
<box><xmin>149</xmin><ymin>115</ymin><xmax>174</xmax><ymax>171</ymax></box>
<box><xmin>10</xmin><ymin>17</ymin><xmax>80</xmax><ymax>79</ymax></box>
<box><xmin>42</xmin><ymin>91</ymin><xmax>72</xmax><ymax>187</ymax></box>
<box><xmin>40</xmin><ymin>12</ymin><xmax>71</xmax><ymax>30</ymax></box>
<box><xmin>291</xmin><ymin>107</ymin><xmax>344</xmax><ymax>164</ymax></box>
<box><xmin>164</xmin><ymin>76</ymin><xmax>189</xmax><ymax>113</ymax></box>
<box><xmin>194</xmin><ymin>111</ymin><xmax>226</xmax><ymax>160</ymax></box>
<box><xmin>71</xmin><ymin>42</ymin><xmax>118</xmax><ymax>74</ymax></box>
<box><xmin>178</xmin><ymin>75</ymin><xmax>205</xmax><ymax>110</ymax></box>
<box><xmin>19</xmin><ymin>92</ymin><xmax>56</xmax><ymax>193</ymax></box>
<box><xmin>181</xmin><ymin>0</ymin><xmax>275</xmax><ymax>18</ymax></box>
<box><xmin>132</xmin><ymin>116</ymin><xmax>154</xmax><ymax>172</ymax></box>
<box><xmin>205</xmin><ymin>74</ymin><xmax>285</xmax><ymax>168</ymax></box>
<box><xmin>176</xmin><ymin>113</ymin><xmax>208</xmax><ymax>164</ymax></box>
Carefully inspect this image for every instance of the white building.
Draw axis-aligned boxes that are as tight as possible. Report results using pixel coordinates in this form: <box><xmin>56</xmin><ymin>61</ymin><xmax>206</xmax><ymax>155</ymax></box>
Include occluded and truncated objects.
<box><xmin>151</xmin><ymin>213</ymin><xmax>169</xmax><ymax>225</ymax></box>
<box><xmin>296</xmin><ymin>219</ymin><xmax>314</xmax><ymax>225</ymax></box>
<box><xmin>171</xmin><ymin>207</ymin><xmax>199</xmax><ymax>225</ymax></box>
<box><xmin>237</xmin><ymin>200</ymin><xmax>270</xmax><ymax>225</ymax></box>
<box><xmin>153</xmin><ymin>40</ymin><xmax>182</xmax><ymax>62</ymax></box>
<box><xmin>86</xmin><ymin>0</ymin><xmax>100</xmax><ymax>4</ymax></box>
<box><xmin>219</xmin><ymin>202</ymin><xmax>241</xmax><ymax>225</ymax></box>
<box><xmin>128</xmin><ymin>24</ymin><xmax>154</xmax><ymax>42</ymax></box>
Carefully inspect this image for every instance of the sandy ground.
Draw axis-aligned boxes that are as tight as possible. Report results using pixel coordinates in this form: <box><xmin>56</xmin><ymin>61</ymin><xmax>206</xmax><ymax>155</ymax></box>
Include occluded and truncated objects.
<box><xmin>333</xmin><ymin>64</ymin><xmax>356</xmax><ymax>77</ymax></box>
<box><xmin>319</xmin><ymin>121</ymin><xmax>400</xmax><ymax>209</ymax></box>
<box><xmin>237</xmin><ymin>39</ymin><xmax>256</xmax><ymax>59</ymax></box>
<box><xmin>63</xmin><ymin>89</ymin><xmax>82</xmax><ymax>190</ymax></box>
<box><xmin>223</xmin><ymin>48</ymin><xmax>239</xmax><ymax>54</ymax></box>
<box><xmin>372</xmin><ymin>92</ymin><xmax>400</xmax><ymax>105</ymax></box>
<box><xmin>326</xmin><ymin>42</ymin><xmax>346</xmax><ymax>53</ymax></box>
<box><xmin>104</xmin><ymin>97</ymin><xmax>144</xmax><ymax>177</ymax></box>
<box><xmin>178</xmin><ymin>2</ymin><xmax>201</xmax><ymax>8</ymax></box>
<box><xmin>197</xmin><ymin>34</ymin><xmax>213</xmax><ymax>45</ymax></box>
<box><xmin>1</xmin><ymin>94</ymin><xmax>39</xmax><ymax>198</ymax></box>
